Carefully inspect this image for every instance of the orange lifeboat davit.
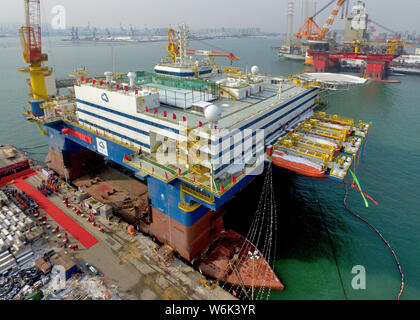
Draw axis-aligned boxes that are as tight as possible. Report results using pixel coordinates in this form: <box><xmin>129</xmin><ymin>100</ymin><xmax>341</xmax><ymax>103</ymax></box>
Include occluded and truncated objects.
<box><xmin>272</xmin><ymin>150</ymin><xmax>325</xmax><ymax>178</ymax></box>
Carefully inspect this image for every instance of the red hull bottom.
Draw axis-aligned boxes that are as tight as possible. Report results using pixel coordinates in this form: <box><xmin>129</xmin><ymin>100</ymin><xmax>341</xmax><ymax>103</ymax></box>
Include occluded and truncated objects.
<box><xmin>197</xmin><ymin>230</ymin><xmax>284</xmax><ymax>291</ymax></box>
<box><xmin>148</xmin><ymin>208</ymin><xmax>225</xmax><ymax>261</ymax></box>
<box><xmin>272</xmin><ymin>154</ymin><xmax>325</xmax><ymax>178</ymax></box>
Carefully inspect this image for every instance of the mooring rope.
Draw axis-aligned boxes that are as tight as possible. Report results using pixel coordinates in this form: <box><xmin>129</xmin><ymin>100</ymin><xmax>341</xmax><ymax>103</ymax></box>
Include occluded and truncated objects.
<box><xmin>343</xmin><ymin>182</ymin><xmax>404</xmax><ymax>300</ymax></box>
<box><xmin>21</xmin><ymin>144</ymin><xmax>49</xmax><ymax>150</ymax></box>
<box><xmin>223</xmin><ymin>164</ymin><xmax>278</xmax><ymax>300</ymax></box>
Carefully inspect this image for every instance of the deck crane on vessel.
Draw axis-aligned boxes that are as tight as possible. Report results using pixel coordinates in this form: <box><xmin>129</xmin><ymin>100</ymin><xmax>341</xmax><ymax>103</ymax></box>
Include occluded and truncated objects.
<box><xmin>166</xmin><ymin>28</ymin><xmax>239</xmax><ymax>64</ymax></box>
<box><xmin>296</xmin><ymin>0</ymin><xmax>347</xmax><ymax>41</ymax></box>
<box><xmin>18</xmin><ymin>0</ymin><xmax>52</xmax><ymax>101</ymax></box>
<box><xmin>352</xmin><ymin>19</ymin><xmax>415</xmax><ymax>55</ymax></box>
<box><xmin>367</xmin><ymin>19</ymin><xmax>401</xmax><ymax>40</ymax></box>
<box><xmin>352</xmin><ymin>39</ymin><xmax>414</xmax><ymax>55</ymax></box>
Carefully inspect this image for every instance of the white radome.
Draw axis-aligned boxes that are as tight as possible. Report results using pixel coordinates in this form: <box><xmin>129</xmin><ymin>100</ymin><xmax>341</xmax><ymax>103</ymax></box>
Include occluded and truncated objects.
<box><xmin>127</xmin><ymin>72</ymin><xmax>136</xmax><ymax>88</ymax></box>
<box><xmin>204</xmin><ymin>104</ymin><xmax>222</xmax><ymax>123</ymax></box>
<box><xmin>251</xmin><ymin>65</ymin><xmax>259</xmax><ymax>75</ymax></box>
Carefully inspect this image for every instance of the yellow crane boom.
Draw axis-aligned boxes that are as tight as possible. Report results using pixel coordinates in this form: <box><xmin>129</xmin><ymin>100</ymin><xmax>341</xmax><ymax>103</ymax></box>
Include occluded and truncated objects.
<box><xmin>18</xmin><ymin>0</ymin><xmax>51</xmax><ymax>101</ymax></box>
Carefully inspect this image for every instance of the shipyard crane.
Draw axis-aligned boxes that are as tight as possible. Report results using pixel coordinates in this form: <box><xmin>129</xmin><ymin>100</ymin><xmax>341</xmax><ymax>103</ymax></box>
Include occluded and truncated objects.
<box><xmin>166</xmin><ymin>28</ymin><xmax>239</xmax><ymax>64</ymax></box>
<box><xmin>367</xmin><ymin>18</ymin><xmax>418</xmax><ymax>46</ymax></box>
<box><xmin>129</xmin><ymin>24</ymin><xmax>135</xmax><ymax>38</ymax></box>
<box><xmin>367</xmin><ymin>19</ymin><xmax>400</xmax><ymax>39</ymax></box>
<box><xmin>353</xmin><ymin>39</ymin><xmax>414</xmax><ymax>55</ymax></box>
<box><xmin>144</xmin><ymin>24</ymin><xmax>152</xmax><ymax>40</ymax></box>
<box><xmin>120</xmin><ymin>23</ymin><xmax>127</xmax><ymax>35</ymax></box>
<box><xmin>166</xmin><ymin>28</ymin><xmax>179</xmax><ymax>62</ymax></box>
<box><xmin>296</xmin><ymin>0</ymin><xmax>347</xmax><ymax>41</ymax></box>
<box><xmin>186</xmin><ymin>49</ymin><xmax>239</xmax><ymax>64</ymax></box>
<box><xmin>18</xmin><ymin>0</ymin><xmax>52</xmax><ymax>101</ymax></box>
<box><xmin>352</xmin><ymin>19</ymin><xmax>416</xmax><ymax>55</ymax></box>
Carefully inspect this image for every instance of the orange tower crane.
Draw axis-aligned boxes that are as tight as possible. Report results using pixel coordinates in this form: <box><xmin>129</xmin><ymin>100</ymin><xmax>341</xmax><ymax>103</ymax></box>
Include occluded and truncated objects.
<box><xmin>296</xmin><ymin>0</ymin><xmax>347</xmax><ymax>41</ymax></box>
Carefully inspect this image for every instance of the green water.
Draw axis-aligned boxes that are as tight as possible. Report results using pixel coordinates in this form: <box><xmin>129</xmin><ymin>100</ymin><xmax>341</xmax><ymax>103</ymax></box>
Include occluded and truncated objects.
<box><xmin>1</xmin><ymin>36</ymin><xmax>420</xmax><ymax>300</ymax></box>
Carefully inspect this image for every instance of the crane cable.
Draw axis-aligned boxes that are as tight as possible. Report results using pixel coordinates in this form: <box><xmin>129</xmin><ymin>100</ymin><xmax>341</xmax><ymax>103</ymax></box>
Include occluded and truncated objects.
<box><xmin>312</xmin><ymin>0</ymin><xmax>339</xmax><ymax>19</ymax></box>
<box><xmin>368</xmin><ymin>19</ymin><xmax>397</xmax><ymax>36</ymax></box>
<box><xmin>221</xmin><ymin>164</ymin><xmax>277</xmax><ymax>300</ymax></box>
<box><xmin>21</xmin><ymin>144</ymin><xmax>49</xmax><ymax>150</ymax></box>
<box><xmin>246</xmin><ymin>164</ymin><xmax>278</xmax><ymax>300</ymax></box>
<box><xmin>41</xmin><ymin>2</ymin><xmax>57</xmax><ymax>71</ymax></box>
<box><xmin>343</xmin><ymin>182</ymin><xmax>404</xmax><ymax>300</ymax></box>
<box><xmin>194</xmin><ymin>38</ymin><xmax>236</xmax><ymax>58</ymax></box>
<box><xmin>220</xmin><ymin>170</ymin><xmax>268</xmax><ymax>297</ymax></box>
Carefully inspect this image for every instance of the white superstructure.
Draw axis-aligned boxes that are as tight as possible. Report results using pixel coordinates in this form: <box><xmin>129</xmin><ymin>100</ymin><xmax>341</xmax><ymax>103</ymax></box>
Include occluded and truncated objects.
<box><xmin>71</xmin><ymin>69</ymin><xmax>319</xmax><ymax>181</ymax></box>
<box><xmin>36</xmin><ymin>24</ymin><xmax>367</xmax><ymax>190</ymax></box>
<box><xmin>393</xmin><ymin>52</ymin><xmax>420</xmax><ymax>65</ymax></box>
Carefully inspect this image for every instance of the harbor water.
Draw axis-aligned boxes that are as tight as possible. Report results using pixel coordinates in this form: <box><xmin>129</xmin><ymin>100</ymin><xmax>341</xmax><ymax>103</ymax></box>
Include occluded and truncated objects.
<box><xmin>1</xmin><ymin>36</ymin><xmax>419</xmax><ymax>299</ymax></box>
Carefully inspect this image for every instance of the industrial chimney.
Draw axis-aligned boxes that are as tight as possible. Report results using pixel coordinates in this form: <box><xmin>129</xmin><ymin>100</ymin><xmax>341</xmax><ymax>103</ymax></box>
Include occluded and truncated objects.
<box><xmin>286</xmin><ymin>2</ymin><xmax>295</xmax><ymax>42</ymax></box>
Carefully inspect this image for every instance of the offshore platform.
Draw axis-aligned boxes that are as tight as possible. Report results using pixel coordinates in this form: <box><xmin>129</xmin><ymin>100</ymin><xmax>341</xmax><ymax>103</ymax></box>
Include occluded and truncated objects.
<box><xmin>279</xmin><ymin>0</ymin><xmax>413</xmax><ymax>81</ymax></box>
<box><xmin>17</xmin><ymin>0</ymin><xmax>371</xmax><ymax>292</ymax></box>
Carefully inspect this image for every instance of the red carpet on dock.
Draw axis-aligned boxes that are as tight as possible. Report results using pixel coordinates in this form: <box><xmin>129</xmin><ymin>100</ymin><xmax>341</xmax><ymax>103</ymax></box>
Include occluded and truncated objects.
<box><xmin>0</xmin><ymin>168</ymin><xmax>36</xmax><ymax>187</ymax></box>
<box><xmin>13</xmin><ymin>178</ymin><xmax>99</xmax><ymax>249</ymax></box>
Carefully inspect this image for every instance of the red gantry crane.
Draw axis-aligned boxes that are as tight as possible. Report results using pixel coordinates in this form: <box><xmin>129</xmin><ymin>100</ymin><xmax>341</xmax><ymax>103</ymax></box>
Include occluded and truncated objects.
<box><xmin>18</xmin><ymin>0</ymin><xmax>52</xmax><ymax>101</ymax></box>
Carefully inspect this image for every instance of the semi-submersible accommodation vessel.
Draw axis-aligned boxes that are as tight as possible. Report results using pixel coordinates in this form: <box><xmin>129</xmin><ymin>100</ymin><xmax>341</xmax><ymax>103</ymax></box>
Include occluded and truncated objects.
<box><xmin>17</xmin><ymin>0</ymin><xmax>370</xmax><ymax>291</ymax></box>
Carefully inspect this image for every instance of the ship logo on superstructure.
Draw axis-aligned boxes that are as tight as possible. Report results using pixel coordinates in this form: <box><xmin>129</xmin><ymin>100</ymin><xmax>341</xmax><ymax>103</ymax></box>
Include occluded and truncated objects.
<box><xmin>96</xmin><ymin>138</ymin><xmax>108</xmax><ymax>156</ymax></box>
<box><xmin>101</xmin><ymin>93</ymin><xmax>109</xmax><ymax>103</ymax></box>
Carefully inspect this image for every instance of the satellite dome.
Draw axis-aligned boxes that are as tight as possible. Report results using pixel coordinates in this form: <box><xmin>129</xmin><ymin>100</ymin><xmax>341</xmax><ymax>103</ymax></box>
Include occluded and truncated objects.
<box><xmin>127</xmin><ymin>72</ymin><xmax>136</xmax><ymax>88</ymax></box>
<box><xmin>204</xmin><ymin>104</ymin><xmax>222</xmax><ymax>123</ymax></box>
<box><xmin>251</xmin><ymin>65</ymin><xmax>259</xmax><ymax>75</ymax></box>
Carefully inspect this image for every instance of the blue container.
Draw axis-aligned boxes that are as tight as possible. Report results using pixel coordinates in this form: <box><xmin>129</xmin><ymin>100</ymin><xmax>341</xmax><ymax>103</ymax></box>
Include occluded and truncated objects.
<box><xmin>65</xmin><ymin>265</ymin><xmax>78</xmax><ymax>280</ymax></box>
<box><xmin>30</xmin><ymin>99</ymin><xmax>45</xmax><ymax>117</ymax></box>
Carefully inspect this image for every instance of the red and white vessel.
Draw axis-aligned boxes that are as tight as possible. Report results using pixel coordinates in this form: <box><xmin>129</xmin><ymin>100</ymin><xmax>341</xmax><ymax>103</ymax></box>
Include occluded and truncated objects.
<box><xmin>271</xmin><ymin>150</ymin><xmax>325</xmax><ymax>178</ymax></box>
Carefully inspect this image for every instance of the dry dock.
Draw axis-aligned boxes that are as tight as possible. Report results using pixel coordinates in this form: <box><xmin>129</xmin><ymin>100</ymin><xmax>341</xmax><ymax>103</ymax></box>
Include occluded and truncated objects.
<box><xmin>1</xmin><ymin>160</ymin><xmax>235</xmax><ymax>300</ymax></box>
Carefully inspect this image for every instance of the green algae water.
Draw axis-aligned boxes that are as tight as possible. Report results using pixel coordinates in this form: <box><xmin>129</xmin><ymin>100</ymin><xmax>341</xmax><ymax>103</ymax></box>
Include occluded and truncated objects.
<box><xmin>1</xmin><ymin>36</ymin><xmax>419</xmax><ymax>300</ymax></box>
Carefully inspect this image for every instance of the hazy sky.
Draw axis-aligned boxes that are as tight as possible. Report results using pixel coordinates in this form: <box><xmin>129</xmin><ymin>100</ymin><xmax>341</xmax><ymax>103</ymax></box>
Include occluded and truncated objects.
<box><xmin>1</xmin><ymin>0</ymin><xmax>419</xmax><ymax>33</ymax></box>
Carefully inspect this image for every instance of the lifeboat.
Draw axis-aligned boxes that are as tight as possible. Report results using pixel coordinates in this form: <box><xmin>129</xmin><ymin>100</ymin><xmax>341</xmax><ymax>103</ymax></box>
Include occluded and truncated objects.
<box><xmin>272</xmin><ymin>150</ymin><xmax>325</xmax><ymax>178</ymax></box>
